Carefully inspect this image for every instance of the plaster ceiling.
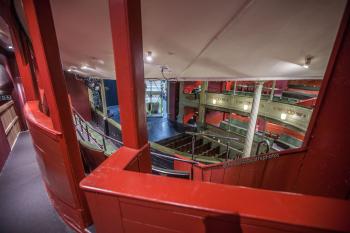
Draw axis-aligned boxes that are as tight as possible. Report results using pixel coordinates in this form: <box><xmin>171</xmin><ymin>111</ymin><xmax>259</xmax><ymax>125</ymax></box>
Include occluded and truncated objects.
<box><xmin>47</xmin><ymin>0</ymin><xmax>346</xmax><ymax>80</ymax></box>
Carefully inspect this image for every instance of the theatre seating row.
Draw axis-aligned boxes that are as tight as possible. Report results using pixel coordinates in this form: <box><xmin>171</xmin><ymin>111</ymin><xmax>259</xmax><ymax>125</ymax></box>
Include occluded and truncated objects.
<box><xmin>160</xmin><ymin>133</ymin><xmax>229</xmax><ymax>159</ymax></box>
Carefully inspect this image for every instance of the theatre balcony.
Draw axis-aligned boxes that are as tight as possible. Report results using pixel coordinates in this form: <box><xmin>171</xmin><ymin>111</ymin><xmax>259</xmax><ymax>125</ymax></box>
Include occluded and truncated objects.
<box><xmin>1</xmin><ymin>0</ymin><xmax>350</xmax><ymax>233</ymax></box>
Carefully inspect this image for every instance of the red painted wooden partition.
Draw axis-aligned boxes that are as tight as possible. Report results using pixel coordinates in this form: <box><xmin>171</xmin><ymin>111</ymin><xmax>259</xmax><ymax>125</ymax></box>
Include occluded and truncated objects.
<box><xmin>9</xmin><ymin>0</ymin><xmax>92</xmax><ymax>231</ymax></box>
<box><xmin>65</xmin><ymin>72</ymin><xmax>92</xmax><ymax>121</ymax></box>
<box><xmin>81</xmin><ymin>147</ymin><xmax>350</xmax><ymax>233</ymax></box>
<box><xmin>174</xmin><ymin>150</ymin><xmax>304</xmax><ymax>192</ymax></box>
<box><xmin>25</xmin><ymin>102</ymin><xmax>90</xmax><ymax>231</ymax></box>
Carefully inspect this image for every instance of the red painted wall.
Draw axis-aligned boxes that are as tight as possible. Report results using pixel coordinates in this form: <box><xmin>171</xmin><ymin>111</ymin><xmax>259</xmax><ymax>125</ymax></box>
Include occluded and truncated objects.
<box><xmin>65</xmin><ymin>72</ymin><xmax>92</xmax><ymax>121</ymax></box>
<box><xmin>205</xmin><ymin>110</ymin><xmax>225</xmax><ymax>127</ymax></box>
<box><xmin>183</xmin><ymin>81</ymin><xmax>202</xmax><ymax>94</ymax></box>
<box><xmin>208</xmin><ymin>81</ymin><xmax>224</xmax><ymax>93</ymax></box>
<box><xmin>293</xmin><ymin>6</ymin><xmax>350</xmax><ymax>198</ymax></box>
<box><xmin>183</xmin><ymin>106</ymin><xmax>197</xmax><ymax>124</ymax></box>
<box><xmin>265</xmin><ymin>122</ymin><xmax>305</xmax><ymax>140</ymax></box>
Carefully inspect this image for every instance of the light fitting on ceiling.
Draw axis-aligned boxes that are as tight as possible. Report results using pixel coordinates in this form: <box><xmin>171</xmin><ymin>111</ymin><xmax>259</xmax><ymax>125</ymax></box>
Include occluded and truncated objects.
<box><xmin>81</xmin><ymin>65</ymin><xmax>88</xmax><ymax>70</ymax></box>
<box><xmin>243</xmin><ymin>104</ymin><xmax>249</xmax><ymax>111</ymax></box>
<box><xmin>7</xmin><ymin>45</ymin><xmax>13</xmax><ymax>49</ymax></box>
<box><xmin>302</xmin><ymin>55</ymin><xmax>313</xmax><ymax>69</ymax></box>
<box><xmin>146</xmin><ymin>51</ymin><xmax>153</xmax><ymax>62</ymax></box>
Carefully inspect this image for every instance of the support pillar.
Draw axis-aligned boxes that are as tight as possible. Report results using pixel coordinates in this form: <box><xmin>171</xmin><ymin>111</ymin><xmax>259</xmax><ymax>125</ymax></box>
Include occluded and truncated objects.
<box><xmin>99</xmin><ymin>81</ymin><xmax>110</xmax><ymax>135</ymax></box>
<box><xmin>243</xmin><ymin>81</ymin><xmax>264</xmax><ymax>157</ymax></box>
<box><xmin>109</xmin><ymin>0</ymin><xmax>150</xmax><ymax>171</ymax></box>
<box><xmin>100</xmin><ymin>80</ymin><xmax>108</xmax><ymax>116</ymax></box>
<box><xmin>177</xmin><ymin>81</ymin><xmax>184</xmax><ymax>123</ymax></box>
<box><xmin>198</xmin><ymin>81</ymin><xmax>208</xmax><ymax>126</ymax></box>
<box><xmin>233</xmin><ymin>81</ymin><xmax>237</xmax><ymax>95</ymax></box>
<box><xmin>21</xmin><ymin>0</ymin><xmax>91</xmax><ymax>230</ymax></box>
<box><xmin>270</xmin><ymin>80</ymin><xmax>276</xmax><ymax>101</ymax></box>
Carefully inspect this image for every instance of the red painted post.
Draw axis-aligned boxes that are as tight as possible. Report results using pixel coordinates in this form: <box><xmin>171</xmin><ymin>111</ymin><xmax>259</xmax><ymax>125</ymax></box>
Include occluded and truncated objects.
<box><xmin>20</xmin><ymin>0</ymin><xmax>91</xmax><ymax>230</ymax></box>
<box><xmin>0</xmin><ymin>0</ymin><xmax>37</xmax><ymax>101</ymax></box>
<box><xmin>21</xmin><ymin>0</ymin><xmax>87</xmax><ymax>185</ymax></box>
<box><xmin>109</xmin><ymin>0</ymin><xmax>151</xmax><ymax>171</ymax></box>
<box><xmin>22</xmin><ymin>0</ymin><xmax>65</xmax><ymax>130</ymax></box>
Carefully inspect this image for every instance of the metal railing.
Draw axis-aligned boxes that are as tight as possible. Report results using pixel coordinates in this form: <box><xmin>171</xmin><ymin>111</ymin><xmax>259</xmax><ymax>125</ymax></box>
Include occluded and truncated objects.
<box><xmin>73</xmin><ymin>109</ymin><xmax>198</xmax><ymax>179</ymax></box>
<box><xmin>185</xmin><ymin>131</ymin><xmax>239</xmax><ymax>161</ymax></box>
<box><xmin>256</xmin><ymin>139</ymin><xmax>271</xmax><ymax>155</ymax></box>
<box><xmin>72</xmin><ymin>109</ymin><xmax>123</xmax><ymax>152</ymax></box>
<box><xmin>151</xmin><ymin>151</ymin><xmax>199</xmax><ymax>179</ymax></box>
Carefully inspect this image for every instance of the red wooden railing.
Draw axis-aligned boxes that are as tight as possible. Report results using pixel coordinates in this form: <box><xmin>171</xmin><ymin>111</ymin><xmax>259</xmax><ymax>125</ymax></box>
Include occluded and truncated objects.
<box><xmin>80</xmin><ymin>147</ymin><xmax>350</xmax><ymax>233</ymax></box>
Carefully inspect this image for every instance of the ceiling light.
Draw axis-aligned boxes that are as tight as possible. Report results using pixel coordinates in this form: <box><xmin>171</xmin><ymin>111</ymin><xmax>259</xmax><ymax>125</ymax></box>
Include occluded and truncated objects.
<box><xmin>280</xmin><ymin>113</ymin><xmax>287</xmax><ymax>120</ymax></box>
<box><xmin>243</xmin><ymin>104</ymin><xmax>249</xmax><ymax>111</ymax></box>
<box><xmin>302</xmin><ymin>55</ymin><xmax>313</xmax><ymax>69</ymax></box>
<box><xmin>212</xmin><ymin>99</ymin><xmax>217</xmax><ymax>104</ymax></box>
<box><xmin>81</xmin><ymin>65</ymin><xmax>88</xmax><ymax>70</ymax></box>
<box><xmin>67</xmin><ymin>68</ymin><xmax>72</xmax><ymax>72</ymax></box>
<box><xmin>8</xmin><ymin>45</ymin><xmax>13</xmax><ymax>49</ymax></box>
<box><xmin>146</xmin><ymin>51</ymin><xmax>153</xmax><ymax>62</ymax></box>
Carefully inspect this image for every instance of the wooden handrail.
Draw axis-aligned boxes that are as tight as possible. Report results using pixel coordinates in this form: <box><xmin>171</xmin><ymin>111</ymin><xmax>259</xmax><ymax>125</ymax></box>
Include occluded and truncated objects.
<box><xmin>0</xmin><ymin>100</ymin><xmax>14</xmax><ymax>115</ymax></box>
<box><xmin>5</xmin><ymin>116</ymin><xmax>18</xmax><ymax>135</ymax></box>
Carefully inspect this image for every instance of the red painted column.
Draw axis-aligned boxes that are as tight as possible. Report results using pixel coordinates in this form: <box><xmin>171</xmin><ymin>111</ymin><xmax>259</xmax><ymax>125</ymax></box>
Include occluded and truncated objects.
<box><xmin>22</xmin><ymin>0</ymin><xmax>65</xmax><ymax>130</ymax></box>
<box><xmin>20</xmin><ymin>0</ymin><xmax>91</xmax><ymax>230</ymax></box>
<box><xmin>21</xmin><ymin>0</ymin><xmax>87</xmax><ymax>184</ymax></box>
<box><xmin>1</xmin><ymin>1</ymin><xmax>37</xmax><ymax>102</ymax></box>
<box><xmin>109</xmin><ymin>0</ymin><xmax>149</xmax><ymax>149</ymax></box>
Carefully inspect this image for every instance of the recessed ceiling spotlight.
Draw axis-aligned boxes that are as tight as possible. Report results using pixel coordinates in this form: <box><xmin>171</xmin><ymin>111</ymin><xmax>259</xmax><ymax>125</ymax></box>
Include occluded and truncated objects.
<box><xmin>8</xmin><ymin>45</ymin><xmax>13</xmax><ymax>49</ymax></box>
<box><xmin>81</xmin><ymin>65</ymin><xmax>88</xmax><ymax>70</ymax></box>
<box><xmin>302</xmin><ymin>55</ymin><xmax>313</xmax><ymax>69</ymax></box>
<box><xmin>67</xmin><ymin>68</ymin><xmax>72</xmax><ymax>72</ymax></box>
<box><xmin>146</xmin><ymin>51</ymin><xmax>153</xmax><ymax>62</ymax></box>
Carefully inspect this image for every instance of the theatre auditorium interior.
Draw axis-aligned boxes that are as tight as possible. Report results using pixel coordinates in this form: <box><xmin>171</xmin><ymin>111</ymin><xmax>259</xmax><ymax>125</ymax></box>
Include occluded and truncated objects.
<box><xmin>1</xmin><ymin>0</ymin><xmax>350</xmax><ymax>232</ymax></box>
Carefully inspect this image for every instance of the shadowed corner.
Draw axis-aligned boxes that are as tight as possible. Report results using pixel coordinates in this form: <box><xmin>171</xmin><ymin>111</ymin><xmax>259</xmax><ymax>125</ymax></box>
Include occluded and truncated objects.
<box><xmin>203</xmin><ymin>213</ymin><xmax>242</xmax><ymax>233</ymax></box>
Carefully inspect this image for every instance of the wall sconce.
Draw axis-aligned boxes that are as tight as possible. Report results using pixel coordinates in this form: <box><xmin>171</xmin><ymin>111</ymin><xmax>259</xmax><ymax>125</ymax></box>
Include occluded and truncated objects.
<box><xmin>280</xmin><ymin>113</ymin><xmax>287</xmax><ymax>120</ymax></box>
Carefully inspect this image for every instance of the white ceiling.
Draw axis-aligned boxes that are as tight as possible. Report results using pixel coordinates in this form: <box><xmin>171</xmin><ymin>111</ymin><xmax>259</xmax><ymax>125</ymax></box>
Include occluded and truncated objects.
<box><xmin>49</xmin><ymin>0</ymin><xmax>346</xmax><ymax>80</ymax></box>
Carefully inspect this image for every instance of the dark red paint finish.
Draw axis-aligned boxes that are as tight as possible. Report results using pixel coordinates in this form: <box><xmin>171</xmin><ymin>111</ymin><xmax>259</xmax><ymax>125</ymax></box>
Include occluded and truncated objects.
<box><xmin>81</xmin><ymin>147</ymin><xmax>350</xmax><ymax>233</ymax></box>
<box><xmin>293</xmin><ymin>3</ymin><xmax>350</xmax><ymax>198</ymax></box>
<box><xmin>65</xmin><ymin>72</ymin><xmax>92</xmax><ymax>121</ymax></box>
<box><xmin>109</xmin><ymin>0</ymin><xmax>149</xmax><ymax>150</ymax></box>
<box><xmin>25</xmin><ymin>101</ymin><xmax>91</xmax><ymax>232</ymax></box>
<box><xmin>17</xmin><ymin>0</ymin><xmax>92</xmax><ymax>231</ymax></box>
